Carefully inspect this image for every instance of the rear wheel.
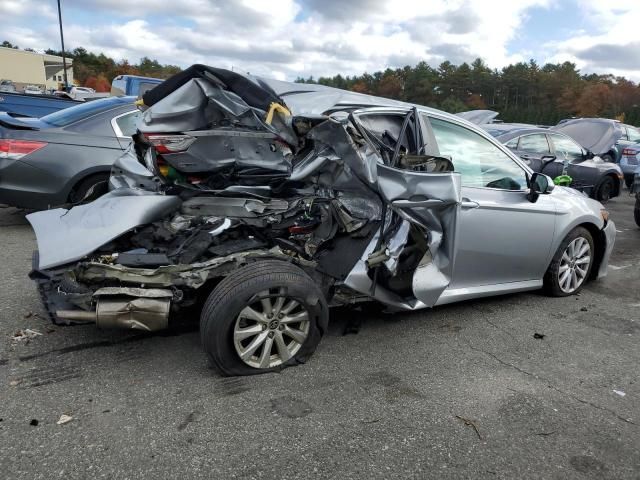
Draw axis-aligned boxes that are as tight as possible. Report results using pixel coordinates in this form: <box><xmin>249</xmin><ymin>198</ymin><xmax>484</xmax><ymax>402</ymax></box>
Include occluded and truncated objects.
<box><xmin>595</xmin><ymin>176</ymin><xmax>615</xmax><ymax>202</ymax></box>
<box><xmin>544</xmin><ymin>227</ymin><xmax>594</xmax><ymax>296</ymax></box>
<box><xmin>68</xmin><ymin>173</ymin><xmax>109</xmax><ymax>204</ymax></box>
<box><xmin>635</xmin><ymin>196</ymin><xmax>640</xmax><ymax>228</ymax></box>
<box><xmin>200</xmin><ymin>260</ymin><xmax>328</xmax><ymax>376</ymax></box>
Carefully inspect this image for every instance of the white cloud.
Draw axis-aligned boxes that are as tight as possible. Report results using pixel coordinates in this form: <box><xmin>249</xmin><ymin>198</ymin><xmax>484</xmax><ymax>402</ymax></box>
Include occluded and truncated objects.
<box><xmin>2</xmin><ymin>0</ymin><xmax>638</xmax><ymax>82</ymax></box>
<box><xmin>0</xmin><ymin>0</ymin><xmax>56</xmax><ymax>19</ymax></box>
<box><xmin>543</xmin><ymin>1</ymin><xmax>640</xmax><ymax>80</ymax></box>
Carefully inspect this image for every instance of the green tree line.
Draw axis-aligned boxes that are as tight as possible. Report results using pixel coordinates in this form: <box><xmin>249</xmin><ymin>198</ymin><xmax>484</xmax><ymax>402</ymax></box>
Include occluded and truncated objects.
<box><xmin>296</xmin><ymin>58</ymin><xmax>640</xmax><ymax>126</ymax></box>
<box><xmin>4</xmin><ymin>40</ymin><xmax>638</xmax><ymax>124</ymax></box>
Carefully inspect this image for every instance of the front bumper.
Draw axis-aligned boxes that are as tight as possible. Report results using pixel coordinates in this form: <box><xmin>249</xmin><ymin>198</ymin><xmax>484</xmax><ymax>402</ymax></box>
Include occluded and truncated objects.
<box><xmin>597</xmin><ymin>219</ymin><xmax>616</xmax><ymax>279</ymax></box>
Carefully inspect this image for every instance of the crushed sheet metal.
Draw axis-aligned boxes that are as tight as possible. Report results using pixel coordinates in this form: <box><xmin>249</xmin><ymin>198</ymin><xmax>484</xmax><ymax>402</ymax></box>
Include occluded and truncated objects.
<box><xmin>27</xmin><ymin>192</ymin><xmax>181</xmax><ymax>270</ymax></box>
<box><xmin>93</xmin><ymin>287</ymin><xmax>174</xmax><ymax>299</ymax></box>
<box><xmin>30</xmin><ymin>66</ymin><xmax>464</xmax><ymax>316</ymax></box>
<box><xmin>95</xmin><ymin>297</ymin><xmax>170</xmax><ymax>331</ymax></box>
<box><xmin>77</xmin><ymin>250</ymin><xmax>284</xmax><ymax>288</ymax></box>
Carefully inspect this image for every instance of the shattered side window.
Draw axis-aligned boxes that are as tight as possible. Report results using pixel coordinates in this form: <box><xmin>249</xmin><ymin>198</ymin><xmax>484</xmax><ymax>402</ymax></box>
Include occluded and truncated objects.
<box><xmin>548</xmin><ymin>134</ymin><xmax>583</xmax><ymax>161</ymax></box>
<box><xmin>429</xmin><ymin>117</ymin><xmax>528</xmax><ymax>191</ymax></box>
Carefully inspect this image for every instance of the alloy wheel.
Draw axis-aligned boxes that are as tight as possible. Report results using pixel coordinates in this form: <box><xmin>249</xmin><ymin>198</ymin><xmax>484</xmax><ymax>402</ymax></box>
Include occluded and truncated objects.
<box><xmin>233</xmin><ymin>288</ymin><xmax>310</xmax><ymax>369</ymax></box>
<box><xmin>558</xmin><ymin>236</ymin><xmax>591</xmax><ymax>293</ymax></box>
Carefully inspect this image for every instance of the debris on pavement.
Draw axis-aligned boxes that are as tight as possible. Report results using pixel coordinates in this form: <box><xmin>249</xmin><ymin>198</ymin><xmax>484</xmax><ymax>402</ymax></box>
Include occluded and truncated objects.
<box><xmin>533</xmin><ymin>332</ymin><xmax>546</xmax><ymax>339</ymax></box>
<box><xmin>56</xmin><ymin>414</ymin><xmax>73</xmax><ymax>425</ymax></box>
<box><xmin>29</xmin><ymin>419</ymin><xmax>38</xmax><ymax>426</ymax></box>
<box><xmin>613</xmin><ymin>390</ymin><xmax>626</xmax><ymax>397</ymax></box>
<box><xmin>11</xmin><ymin>329</ymin><xmax>43</xmax><ymax>342</ymax></box>
<box><xmin>455</xmin><ymin>415</ymin><xmax>483</xmax><ymax>440</ymax></box>
<box><xmin>9</xmin><ymin>379</ymin><xmax>21</xmax><ymax>387</ymax></box>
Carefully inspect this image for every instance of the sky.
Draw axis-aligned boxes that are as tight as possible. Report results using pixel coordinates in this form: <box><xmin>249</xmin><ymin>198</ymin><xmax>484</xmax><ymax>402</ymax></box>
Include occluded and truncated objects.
<box><xmin>1</xmin><ymin>0</ymin><xmax>639</xmax><ymax>81</ymax></box>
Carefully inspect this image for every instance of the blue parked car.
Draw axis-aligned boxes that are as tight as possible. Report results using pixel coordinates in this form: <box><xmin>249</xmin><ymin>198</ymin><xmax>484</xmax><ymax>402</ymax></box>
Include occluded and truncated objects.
<box><xmin>0</xmin><ymin>91</ymin><xmax>80</xmax><ymax>117</ymax></box>
<box><xmin>110</xmin><ymin>75</ymin><xmax>163</xmax><ymax>97</ymax></box>
<box><xmin>618</xmin><ymin>124</ymin><xmax>640</xmax><ymax>187</ymax></box>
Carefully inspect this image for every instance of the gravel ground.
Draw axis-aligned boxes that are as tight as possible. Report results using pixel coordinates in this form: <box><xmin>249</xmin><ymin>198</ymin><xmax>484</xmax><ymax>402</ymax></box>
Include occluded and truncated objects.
<box><xmin>0</xmin><ymin>193</ymin><xmax>639</xmax><ymax>480</ymax></box>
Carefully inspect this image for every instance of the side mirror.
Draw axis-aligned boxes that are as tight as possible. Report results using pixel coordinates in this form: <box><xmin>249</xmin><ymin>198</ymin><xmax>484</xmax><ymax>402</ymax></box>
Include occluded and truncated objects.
<box><xmin>527</xmin><ymin>172</ymin><xmax>554</xmax><ymax>202</ymax></box>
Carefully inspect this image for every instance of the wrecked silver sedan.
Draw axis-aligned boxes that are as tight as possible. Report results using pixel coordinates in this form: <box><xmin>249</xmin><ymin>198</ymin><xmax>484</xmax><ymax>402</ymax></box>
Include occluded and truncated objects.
<box><xmin>27</xmin><ymin>65</ymin><xmax>616</xmax><ymax>375</ymax></box>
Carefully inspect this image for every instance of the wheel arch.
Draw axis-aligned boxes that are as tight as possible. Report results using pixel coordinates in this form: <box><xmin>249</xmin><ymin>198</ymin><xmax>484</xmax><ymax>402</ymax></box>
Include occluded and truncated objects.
<box><xmin>64</xmin><ymin>167</ymin><xmax>112</xmax><ymax>201</ymax></box>
<box><xmin>578</xmin><ymin>221</ymin><xmax>607</xmax><ymax>280</ymax></box>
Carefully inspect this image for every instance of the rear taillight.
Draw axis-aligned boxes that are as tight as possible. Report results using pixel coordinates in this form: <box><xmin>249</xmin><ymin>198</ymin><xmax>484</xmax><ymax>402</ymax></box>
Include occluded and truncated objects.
<box><xmin>0</xmin><ymin>139</ymin><xmax>47</xmax><ymax>159</ymax></box>
<box><xmin>622</xmin><ymin>148</ymin><xmax>639</xmax><ymax>156</ymax></box>
<box><xmin>145</xmin><ymin>134</ymin><xmax>195</xmax><ymax>154</ymax></box>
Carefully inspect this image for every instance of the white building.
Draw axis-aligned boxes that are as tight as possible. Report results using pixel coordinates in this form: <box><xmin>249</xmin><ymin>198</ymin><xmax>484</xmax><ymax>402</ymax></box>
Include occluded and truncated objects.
<box><xmin>0</xmin><ymin>46</ymin><xmax>74</xmax><ymax>91</ymax></box>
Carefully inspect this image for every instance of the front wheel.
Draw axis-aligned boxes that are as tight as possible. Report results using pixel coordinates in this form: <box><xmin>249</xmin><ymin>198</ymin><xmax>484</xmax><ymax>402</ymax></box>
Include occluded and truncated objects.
<box><xmin>595</xmin><ymin>176</ymin><xmax>615</xmax><ymax>202</ymax></box>
<box><xmin>200</xmin><ymin>260</ymin><xmax>328</xmax><ymax>376</ymax></box>
<box><xmin>634</xmin><ymin>197</ymin><xmax>640</xmax><ymax>228</ymax></box>
<box><xmin>544</xmin><ymin>227</ymin><xmax>594</xmax><ymax>296</ymax></box>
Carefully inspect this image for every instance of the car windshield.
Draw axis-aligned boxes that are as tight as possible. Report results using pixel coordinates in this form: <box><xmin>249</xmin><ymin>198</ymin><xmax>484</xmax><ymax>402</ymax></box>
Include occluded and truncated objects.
<box><xmin>40</xmin><ymin>97</ymin><xmax>130</xmax><ymax>127</ymax></box>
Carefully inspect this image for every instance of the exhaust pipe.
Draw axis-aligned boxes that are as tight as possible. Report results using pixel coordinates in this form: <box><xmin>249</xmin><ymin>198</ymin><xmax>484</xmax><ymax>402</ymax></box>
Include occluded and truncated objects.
<box><xmin>56</xmin><ymin>289</ymin><xmax>172</xmax><ymax>332</ymax></box>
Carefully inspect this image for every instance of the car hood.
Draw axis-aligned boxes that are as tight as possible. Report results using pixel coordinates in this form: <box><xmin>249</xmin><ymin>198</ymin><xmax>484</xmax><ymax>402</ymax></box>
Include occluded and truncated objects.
<box><xmin>552</xmin><ymin>119</ymin><xmax>623</xmax><ymax>155</ymax></box>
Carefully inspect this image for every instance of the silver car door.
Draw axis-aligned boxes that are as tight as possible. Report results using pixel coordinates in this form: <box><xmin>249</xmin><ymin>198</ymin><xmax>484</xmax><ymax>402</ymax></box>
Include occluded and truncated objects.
<box><xmin>376</xmin><ymin>163</ymin><xmax>462</xmax><ymax>306</ymax></box>
<box><xmin>426</xmin><ymin>115</ymin><xmax>557</xmax><ymax>289</ymax></box>
<box><xmin>344</xmin><ymin>108</ymin><xmax>462</xmax><ymax>307</ymax></box>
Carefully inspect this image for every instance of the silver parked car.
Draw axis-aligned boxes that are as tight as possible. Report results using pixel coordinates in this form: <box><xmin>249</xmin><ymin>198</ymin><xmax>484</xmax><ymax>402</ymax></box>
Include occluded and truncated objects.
<box><xmin>27</xmin><ymin>65</ymin><xmax>615</xmax><ymax>376</ymax></box>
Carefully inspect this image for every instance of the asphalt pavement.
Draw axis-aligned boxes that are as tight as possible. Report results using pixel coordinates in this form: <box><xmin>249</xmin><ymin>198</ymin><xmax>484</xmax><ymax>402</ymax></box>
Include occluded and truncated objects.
<box><xmin>1</xmin><ymin>193</ymin><xmax>639</xmax><ymax>479</ymax></box>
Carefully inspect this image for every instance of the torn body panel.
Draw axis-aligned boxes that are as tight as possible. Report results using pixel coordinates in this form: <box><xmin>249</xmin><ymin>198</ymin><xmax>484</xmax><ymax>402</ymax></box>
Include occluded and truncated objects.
<box><xmin>28</xmin><ymin>192</ymin><xmax>181</xmax><ymax>269</ymax></box>
<box><xmin>28</xmin><ymin>65</ymin><xmax>464</xmax><ymax>332</ymax></box>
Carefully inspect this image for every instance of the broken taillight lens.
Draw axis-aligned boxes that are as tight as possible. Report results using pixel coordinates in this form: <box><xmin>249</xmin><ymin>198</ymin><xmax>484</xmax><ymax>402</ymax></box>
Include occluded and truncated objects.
<box><xmin>145</xmin><ymin>134</ymin><xmax>195</xmax><ymax>154</ymax></box>
<box><xmin>0</xmin><ymin>139</ymin><xmax>47</xmax><ymax>159</ymax></box>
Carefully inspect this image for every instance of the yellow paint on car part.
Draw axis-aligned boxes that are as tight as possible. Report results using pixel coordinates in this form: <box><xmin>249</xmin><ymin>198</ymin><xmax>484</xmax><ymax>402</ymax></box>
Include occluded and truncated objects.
<box><xmin>265</xmin><ymin>102</ymin><xmax>291</xmax><ymax>125</ymax></box>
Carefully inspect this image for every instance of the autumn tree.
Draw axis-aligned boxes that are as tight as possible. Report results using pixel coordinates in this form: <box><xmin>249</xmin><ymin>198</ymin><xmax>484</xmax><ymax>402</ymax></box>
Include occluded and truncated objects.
<box><xmin>575</xmin><ymin>83</ymin><xmax>612</xmax><ymax>117</ymax></box>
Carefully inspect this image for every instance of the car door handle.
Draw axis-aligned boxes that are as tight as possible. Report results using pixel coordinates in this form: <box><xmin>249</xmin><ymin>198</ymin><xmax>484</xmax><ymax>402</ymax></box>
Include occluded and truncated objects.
<box><xmin>461</xmin><ymin>198</ymin><xmax>480</xmax><ymax>209</ymax></box>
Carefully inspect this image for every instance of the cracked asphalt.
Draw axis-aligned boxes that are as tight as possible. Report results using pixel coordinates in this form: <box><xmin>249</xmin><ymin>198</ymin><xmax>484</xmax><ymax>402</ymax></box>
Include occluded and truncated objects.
<box><xmin>1</xmin><ymin>193</ymin><xmax>639</xmax><ymax>479</ymax></box>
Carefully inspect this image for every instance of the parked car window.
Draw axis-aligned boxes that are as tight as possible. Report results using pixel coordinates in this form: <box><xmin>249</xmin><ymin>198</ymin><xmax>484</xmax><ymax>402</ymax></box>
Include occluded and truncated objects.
<box><xmin>549</xmin><ymin>133</ymin><xmax>583</xmax><ymax>161</ymax></box>
<box><xmin>138</xmin><ymin>82</ymin><xmax>159</xmax><ymax>97</ymax></box>
<box><xmin>41</xmin><ymin>97</ymin><xmax>132</xmax><ymax>127</ymax></box>
<box><xmin>114</xmin><ymin>111</ymin><xmax>141</xmax><ymax>137</ymax></box>
<box><xmin>518</xmin><ymin>134</ymin><xmax>550</xmax><ymax>154</ymax></box>
<box><xmin>429</xmin><ymin>117</ymin><xmax>527</xmax><ymax>190</ymax></box>
<box><xmin>504</xmin><ymin>137</ymin><xmax>519</xmax><ymax>149</ymax></box>
<box><xmin>627</xmin><ymin>127</ymin><xmax>640</xmax><ymax>143</ymax></box>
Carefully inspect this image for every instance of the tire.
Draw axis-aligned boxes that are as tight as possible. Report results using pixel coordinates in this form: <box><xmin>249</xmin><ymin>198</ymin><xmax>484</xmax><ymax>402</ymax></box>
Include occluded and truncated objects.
<box><xmin>601</xmin><ymin>153</ymin><xmax>614</xmax><ymax>163</ymax></box>
<box><xmin>635</xmin><ymin>197</ymin><xmax>640</xmax><ymax>228</ymax></box>
<box><xmin>200</xmin><ymin>260</ymin><xmax>328</xmax><ymax>376</ymax></box>
<box><xmin>68</xmin><ymin>173</ymin><xmax>109</xmax><ymax>204</ymax></box>
<box><xmin>625</xmin><ymin>175</ymin><xmax>634</xmax><ymax>189</ymax></box>
<box><xmin>595</xmin><ymin>176</ymin><xmax>615</xmax><ymax>202</ymax></box>
<box><xmin>544</xmin><ymin>227</ymin><xmax>594</xmax><ymax>297</ymax></box>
